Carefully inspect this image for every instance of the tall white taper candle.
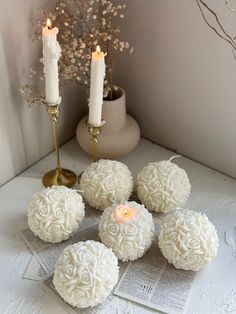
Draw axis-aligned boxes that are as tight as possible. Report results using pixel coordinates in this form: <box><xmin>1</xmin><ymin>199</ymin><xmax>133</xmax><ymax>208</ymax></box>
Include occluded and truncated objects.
<box><xmin>88</xmin><ymin>45</ymin><xmax>106</xmax><ymax>126</ymax></box>
<box><xmin>42</xmin><ymin>19</ymin><xmax>61</xmax><ymax>105</ymax></box>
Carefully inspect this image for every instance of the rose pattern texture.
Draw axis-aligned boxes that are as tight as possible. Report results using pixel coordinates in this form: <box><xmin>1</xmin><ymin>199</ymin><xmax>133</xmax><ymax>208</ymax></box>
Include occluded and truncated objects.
<box><xmin>28</xmin><ymin>186</ymin><xmax>85</xmax><ymax>243</ymax></box>
<box><xmin>158</xmin><ymin>209</ymin><xmax>219</xmax><ymax>271</ymax></box>
<box><xmin>80</xmin><ymin>159</ymin><xmax>133</xmax><ymax>211</ymax></box>
<box><xmin>99</xmin><ymin>201</ymin><xmax>155</xmax><ymax>261</ymax></box>
<box><xmin>53</xmin><ymin>240</ymin><xmax>119</xmax><ymax>308</ymax></box>
<box><xmin>136</xmin><ymin>160</ymin><xmax>191</xmax><ymax>213</ymax></box>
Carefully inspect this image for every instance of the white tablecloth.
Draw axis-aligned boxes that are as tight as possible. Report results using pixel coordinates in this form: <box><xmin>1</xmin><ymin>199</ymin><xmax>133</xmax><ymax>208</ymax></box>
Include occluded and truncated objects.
<box><xmin>0</xmin><ymin>138</ymin><xmax>236</xmax><ymax>314</ymax></box>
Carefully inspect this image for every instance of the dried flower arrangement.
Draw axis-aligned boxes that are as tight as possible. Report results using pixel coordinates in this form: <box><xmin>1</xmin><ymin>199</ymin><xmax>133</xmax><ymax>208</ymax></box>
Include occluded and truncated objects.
<box><xmin>19</xmin><ymin>0</ymin><xmax>133</xmax><ymax>106</ymax></box>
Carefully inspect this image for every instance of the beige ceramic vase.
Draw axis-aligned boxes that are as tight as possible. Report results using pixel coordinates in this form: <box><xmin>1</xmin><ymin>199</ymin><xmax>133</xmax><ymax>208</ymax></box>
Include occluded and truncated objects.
<box><xmin>76</xmin><ymin>87</ymin><xmax>140</xmax><ymax>159</ymax></box>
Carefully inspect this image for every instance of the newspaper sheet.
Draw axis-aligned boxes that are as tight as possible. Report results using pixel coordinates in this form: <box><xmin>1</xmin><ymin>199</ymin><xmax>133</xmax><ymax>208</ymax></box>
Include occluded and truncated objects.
<box><xmin>24</xmin><ymin>255</ymin><xmax>47</xmax><ymax>281</ymax></box>
<box><xmin>22</xmin><ymin>222</ymin><xmax>100</xmax><ymax>273</ymax></box>
<box><xmin>22</xmin><ymin>206</ymin><xmax>195</xmax><ymax>314</ymax></box>
<box><xmin>22</xmin><ymin>206</ymin><xmax>101</xmax><ymax>274</ymax></box>
<box><xmin>114</xmin><ymin>243</ymin><xmax>196</xmax><ymax>314</ymax></box>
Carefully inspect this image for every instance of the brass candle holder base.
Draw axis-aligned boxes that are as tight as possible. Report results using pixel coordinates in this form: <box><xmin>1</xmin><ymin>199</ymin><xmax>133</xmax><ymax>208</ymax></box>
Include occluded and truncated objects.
<box><xmin>43</xmin><ymin>167</ymin><xmax>77</xmax><ymax>188</ymax></box>
<box><xmin>43</xmin><ymin>101</ymin><xmax>77</xmax><ymax>188</ymax></box>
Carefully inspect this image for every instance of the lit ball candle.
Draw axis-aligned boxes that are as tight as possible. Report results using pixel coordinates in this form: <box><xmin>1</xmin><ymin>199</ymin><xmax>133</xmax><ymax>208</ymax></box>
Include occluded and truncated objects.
<box><xmin>99</xmin><ymin>201</ymin><xmax>155</xmax><ymax>261</ymax></box>
<box><xmin>112</xmin><ymin>204</ymin><xmax>138</xmax><ymax>223</ymax></box>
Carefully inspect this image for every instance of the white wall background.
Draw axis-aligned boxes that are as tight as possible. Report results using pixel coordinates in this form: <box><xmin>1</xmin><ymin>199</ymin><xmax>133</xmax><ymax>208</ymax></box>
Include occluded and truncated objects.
<box><xmin>116</xmin><ymin>0</ymin><xmax>236</xmax><ymax>178</ymax></box>
<box><xmin>0</xmin><ymin>0</ymin><xmax>87</xmax><ymax>186</ymax></box>
<box><xmin>2</xmin><ymin>0</ymin><xmax>236</xmax><ymax>185</ymax></box>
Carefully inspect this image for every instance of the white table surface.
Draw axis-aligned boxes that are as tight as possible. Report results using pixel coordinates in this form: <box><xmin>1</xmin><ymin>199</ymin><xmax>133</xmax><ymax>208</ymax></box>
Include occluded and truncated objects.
<box><xmin>0</xmin><ymin>137</ymin><xmax>236</xmax><ymax>314</ymax></box>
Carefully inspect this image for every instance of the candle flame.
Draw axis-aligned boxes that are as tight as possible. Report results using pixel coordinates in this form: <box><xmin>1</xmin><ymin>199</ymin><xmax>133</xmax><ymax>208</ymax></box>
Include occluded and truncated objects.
<box><xmin>124</xmin><ymin>208</ymin><xmax>128</xmax><ymax>216</ymax></box>
<box><xmin>96</xmin><ymin>45</ymin><xmax>101</xmax><ymax>53</ymax></box>
<box><xmin>46</xmin><ymin>18</ymin><xmax>52</xmax><ymax>30</ymax></box>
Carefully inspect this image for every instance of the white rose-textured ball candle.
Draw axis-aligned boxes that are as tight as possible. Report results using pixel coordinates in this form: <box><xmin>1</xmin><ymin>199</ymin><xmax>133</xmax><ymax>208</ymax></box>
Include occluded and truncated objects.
<box><xmin>80</xmin><ymin>159</ymin><xmax>133</xmax><ymax>211</ymax></box>
<box><xmin>159</xmin><ymin>209</ymin><xmax>219</xmax><ymax>271</ymax></box>
<box><xmin>53</xmin><ymin>240</ymin><xmax>119</xmax><ymax>308</ymax></box>
<box><xmin>99</xmin><ymin>201</ymin><xmax>155</xmax><ymax>261</ymax></box>
<box><xmin>136</xmin><ymin>158</ymin><xmax>191</xmax><ymax>213</ymax></box>
<box><xmin>28</xmin><ymin>186</ymin><xmax>85</xmax><ymax>243</ymax></box>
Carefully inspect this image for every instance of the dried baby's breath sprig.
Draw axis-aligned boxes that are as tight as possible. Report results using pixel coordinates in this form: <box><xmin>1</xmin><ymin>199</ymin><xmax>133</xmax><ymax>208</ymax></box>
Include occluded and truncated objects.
<box><xmin>19</xmin><ymin>68</ymin><xmax>44</xmax><ymax>106</ymax></box>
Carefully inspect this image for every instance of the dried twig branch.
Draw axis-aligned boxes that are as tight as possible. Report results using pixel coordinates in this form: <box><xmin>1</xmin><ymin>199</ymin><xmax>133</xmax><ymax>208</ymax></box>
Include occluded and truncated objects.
<box><xmin>225</xmin><ymin>0</ymin><xmax>236</xmax><ymax>13</ymax></box>
<box><xmin>232</xmin><ymin>48</ymin><xmax>236</xmax><ymax>61</ymax></box>
<box><xmin>196</xmin><ymin>0</ymin><xmax>236</xmax><ymax>50</ymax></box>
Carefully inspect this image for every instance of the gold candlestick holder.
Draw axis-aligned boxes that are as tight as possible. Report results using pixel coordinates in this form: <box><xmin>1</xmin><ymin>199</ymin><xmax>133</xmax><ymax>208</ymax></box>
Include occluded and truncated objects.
<box><xmin>43</xmin><ymin>102</ymin><xmax>77</xmax><ymax>188</ymax></box>
<box><xmin>87</xmin><ymin>121</ymin><xmax>105</xmax><ymax>162</ymax></box>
